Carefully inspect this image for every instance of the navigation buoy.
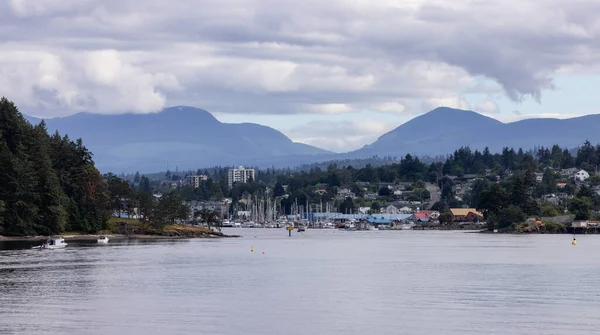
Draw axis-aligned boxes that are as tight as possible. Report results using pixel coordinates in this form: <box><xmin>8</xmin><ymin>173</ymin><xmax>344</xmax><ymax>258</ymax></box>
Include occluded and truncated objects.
<box><xmin>251</xmin><ymin>246</ymin><xmax>254</xmax><ymax>252</ymax></box>
<box><xmin>262</xmin><ymin>251</ymin><xmax>265</xmax><ymax>254</ymax></box>
<box><xmin>572</xmin><ymin>238</ymin><xmax>577</xmax><ymax>246</ymax></box>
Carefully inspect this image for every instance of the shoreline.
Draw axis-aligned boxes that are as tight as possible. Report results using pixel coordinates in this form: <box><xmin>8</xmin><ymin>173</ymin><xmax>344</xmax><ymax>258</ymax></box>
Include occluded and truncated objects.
<box><xmin>0</xmin><ymin>232</ymin><xmax>240</xmax><ymax>242</ymax></box>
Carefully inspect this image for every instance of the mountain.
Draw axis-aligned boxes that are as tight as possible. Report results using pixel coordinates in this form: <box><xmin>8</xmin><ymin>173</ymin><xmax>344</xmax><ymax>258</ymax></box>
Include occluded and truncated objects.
<box><xmin>351</xmin><ymin>107</ymin><xmax>600</xmax><ymax>157</ymax></box>
<box><xmin>27</xmin><ymin>106</ymin><xmax>332</xmax><ymax>173</ymax></box>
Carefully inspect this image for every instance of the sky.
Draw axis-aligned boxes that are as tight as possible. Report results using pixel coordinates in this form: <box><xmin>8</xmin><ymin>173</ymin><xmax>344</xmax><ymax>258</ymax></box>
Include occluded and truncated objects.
<box><xmin>2</xmin><ymin>0</ymin><xmax>600</xmax><ymax>153</ymax></box>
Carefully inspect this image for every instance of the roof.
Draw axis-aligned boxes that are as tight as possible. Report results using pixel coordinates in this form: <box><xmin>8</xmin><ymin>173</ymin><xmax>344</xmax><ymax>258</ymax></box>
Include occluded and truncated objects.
<box><xmin>414</xmin><ymin>212</ymin><xmax>429</xmax><ymax>219</ymax></box>
<box><xmin>450</xmin><ymin>208</ymin><xmax>483</xmax><ymax>217</ymax></box>
<box><xmin>367</xmin><ymin>218</ymin><xmax>392</xmax><ymax>224</ymax></box>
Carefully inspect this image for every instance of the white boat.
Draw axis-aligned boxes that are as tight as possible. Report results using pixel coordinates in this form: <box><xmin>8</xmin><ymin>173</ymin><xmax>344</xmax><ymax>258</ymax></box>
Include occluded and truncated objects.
<box><xmin>297</xmin><ymin>225</ymin><xmax>306</xmax><ymax>232</ymax></box>
<box><xmin>33</xmin><ymin>236</ymin><xmax>67</xmax><ymax>249</ymax></box>
<box><xmin>97</xmin><ymin>235</ymin><xmax>109</xmax><ymax>244</ymax></box>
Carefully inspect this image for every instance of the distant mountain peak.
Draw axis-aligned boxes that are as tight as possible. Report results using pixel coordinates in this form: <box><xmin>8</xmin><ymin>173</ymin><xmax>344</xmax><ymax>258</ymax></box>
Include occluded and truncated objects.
<box><xmin>29</xmin><ymin>105</ymin><xmax>331</xmax><ymax>172</ymax></box>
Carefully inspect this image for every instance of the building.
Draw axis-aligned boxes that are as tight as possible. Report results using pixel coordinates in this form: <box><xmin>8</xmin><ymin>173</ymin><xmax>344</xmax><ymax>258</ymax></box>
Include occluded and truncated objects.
<box><xmin>227</xmin><ymin>166</ymin><xmax>256</xmax><ymax>188</ymax></box>
<box><xmin>574</xmin><ymin>169</ymin><xmax>590</xmax><ymax>182</ymax></box>
<box><xmin>450</xmin><ymin>208</ymin><xmax>484</xmax><ymax>222</ymax></box>
<box><xmin>187</xmin><ymin>175</ymin><xmax>208</xmax><ymax>188</ymax></box>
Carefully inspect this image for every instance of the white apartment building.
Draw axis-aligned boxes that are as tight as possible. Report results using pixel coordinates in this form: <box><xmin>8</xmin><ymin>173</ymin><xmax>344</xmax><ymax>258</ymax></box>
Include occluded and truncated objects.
<box><xmin>187</xmin><ymin>175</ymin><xmax>208</xmax><ymax>188</ymax></box>
<box><xmin>228</xmin><ymin>166</ymin><xmax>256</xmax><ymax>188</ymax></box>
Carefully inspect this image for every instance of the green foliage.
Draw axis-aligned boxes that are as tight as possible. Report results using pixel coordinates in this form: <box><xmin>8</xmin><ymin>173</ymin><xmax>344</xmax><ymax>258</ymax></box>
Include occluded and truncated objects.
<box><xmin>339</xmin><ymin>197</ymin><xmax>355</xmax><ymax>214</ymax></box>
<box><xmin>0</xmin><ymin>97</ymin><xmax>110</xmax><ymax>236</ymax></box>
<box><xmin>438</xmin><ymin>211</ymin><xmax>453</xmax><ymax>225</ymax></box>
<box><xmin>195</xmin><ymin>209</ymin><xmax>221</xmax><ymax>231</ymax></box>
<box><xmin>569</xmin><ymin>197</ymin><xmax>591</xmax><ymax>220</ymax></box>
<box><xmin>540</xmin><ymin>205</ymin><xmax>560</xmax><ymax>217</ymax></box>
<box><xmin>488</xmin><ymin>205</ymin><xmax>527</xmax><ymax>229</ymax></box>
<box><xmin>150</xmin><ymin>192</ymin><xmax>189</xmax><ymax>229</ymax></box>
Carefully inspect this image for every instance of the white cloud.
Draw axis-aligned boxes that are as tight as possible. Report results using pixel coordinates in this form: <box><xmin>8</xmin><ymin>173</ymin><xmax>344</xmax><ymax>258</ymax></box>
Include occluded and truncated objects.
<box><xmin>474</xmin><ymin>99</ymin><xmax>500</xmax><ymax>114</ymax></box>
<box><xmin>2</xmin><ymin>0</ymin><xmax>600</xmax><ymax>150</ymax></box>
<box><xmin>284</xmin><ymin>119</ymin><xmax>397</xmax><ymax>152</ymax></box>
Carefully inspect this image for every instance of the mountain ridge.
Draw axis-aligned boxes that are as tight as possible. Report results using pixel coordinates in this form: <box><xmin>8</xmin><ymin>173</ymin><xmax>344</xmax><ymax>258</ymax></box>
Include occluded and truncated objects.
<box><xmin>25</xmin><ymin>105</ymin><xmax>600</xmax><ymax>173</ymax></box>
<box><xmin>27</xmin><ymin>106</ymin><xmax>332</xmax><ymax>173</ymax></box>
<box><xmin>352</xmin><ymin>106</ymin><xmax>600</xmax><ymax>157</ymax></box>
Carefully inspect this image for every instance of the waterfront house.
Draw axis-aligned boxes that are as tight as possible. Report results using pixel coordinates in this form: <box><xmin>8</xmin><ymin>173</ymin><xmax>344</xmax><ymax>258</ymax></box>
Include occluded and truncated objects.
<box><xmin>450</xmin><ymin>208</ymin><xmax>484</xmax><ymax>222</ymax></box>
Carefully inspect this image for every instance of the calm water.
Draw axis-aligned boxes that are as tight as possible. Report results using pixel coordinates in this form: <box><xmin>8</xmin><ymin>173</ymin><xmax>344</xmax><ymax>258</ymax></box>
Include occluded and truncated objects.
<box><xmin>1</xmin><ymin>229</ymin><xmax>599</xmax><ymax>335</ymax></box>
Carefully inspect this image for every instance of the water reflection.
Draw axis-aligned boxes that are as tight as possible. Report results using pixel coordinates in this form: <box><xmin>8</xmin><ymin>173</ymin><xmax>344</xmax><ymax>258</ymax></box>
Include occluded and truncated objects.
<box><xmin>1</xmin><ymin>230</ymin><xmax>600</xmax><ymax>335</ymax></box>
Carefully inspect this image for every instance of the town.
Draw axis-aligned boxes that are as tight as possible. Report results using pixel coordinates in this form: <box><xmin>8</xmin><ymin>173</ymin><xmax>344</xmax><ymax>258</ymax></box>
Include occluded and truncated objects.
<box><xmin>112</xmin><ymin>142</ymin><xmax>600</xmax><ymax>233</ymax></box>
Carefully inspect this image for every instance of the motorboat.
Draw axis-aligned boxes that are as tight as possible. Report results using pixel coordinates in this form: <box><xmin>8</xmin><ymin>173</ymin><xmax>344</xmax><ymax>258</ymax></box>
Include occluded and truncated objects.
<box><xmin>32</xmin><ymin>236</ymin><xmax>67</xmax><ymax>249</ymax></box>
<box><xmin>97</xmin><ymin>235</ymin><xmax>109</xmax><ymax>244</ymax></box>
<box><xmin>297</xmin><ymin>225</ymin><xmax>306</xmax><ymax>232</ymax></box>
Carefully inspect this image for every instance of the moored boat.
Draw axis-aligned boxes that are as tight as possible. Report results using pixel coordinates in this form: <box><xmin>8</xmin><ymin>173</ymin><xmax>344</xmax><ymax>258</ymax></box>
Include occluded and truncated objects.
<box><xmin>97</xmin><ymin>235</ymin><xmax>109</xmax><ymax>244</ymax></box>
<box><xmin>32</xmin><ymin>236</ymin><xmax>67</xmax><ymax>249</ymax></box>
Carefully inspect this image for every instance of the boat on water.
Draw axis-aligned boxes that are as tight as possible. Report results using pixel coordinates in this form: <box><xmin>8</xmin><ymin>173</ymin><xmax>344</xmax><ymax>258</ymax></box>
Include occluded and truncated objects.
<box><xmin>97</xmin><ymin>235</ymin><xmax>109</xmax><ymax>244</ymax></box>
<box><xmin>32</xmin><ymin>236</ymin><xmax>67</xmax><ymax>249</ymax></box>
<box><xmin>297</xmin><ymin>225</ymin><xmax>306</xmax><ymax>232</ymax></box>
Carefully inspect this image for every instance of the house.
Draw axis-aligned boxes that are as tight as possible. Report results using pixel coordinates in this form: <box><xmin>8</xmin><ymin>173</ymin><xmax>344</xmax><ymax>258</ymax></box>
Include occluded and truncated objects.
<box><xmin>337</xmin><ymin>188</ymin><xmax>356</xmax><ymax>199</ymax></box>
<box><xmin>358</xmin><ymin>207</ymin><xmax>371</xmax><ymax>214</ymax></box>
<box><xmin>399</xmin><ymin>206</ymin><xmax>412</xmax><ymax>213</ymax></box>
<box><xmin>556</xmin><ymin>183</ymin><xmax>567</xmax><ymax>189</ymax></box>
<box><xmin>575</xmin><ymin>170</ymin><xmax>590</xmax><ymax>182</ymax></box>
<box><xmin>450</xmin><ymin>208</ymin><xmax>484</xmax><ymax>222</ymax></box>
<box><xmin>382</xmin><ymin>204</ymin><xmax>400</xmax><ymax>214</ymax></box>
<box><xmin>561</xmin><ymin>168</ymin><xmax>579</xmax><ymax>176</ymax></box>
<box><xmin>415</xmin><ymin>210</ymin><xmax>440</xmax><ymax>220</ymax></box>
<box><xmin>364</xmin><ymin>192</ymin><xmax>378</xmax><ymax>200</ymax></box>
<box><xmin>541</xmin><ymin>194</ymin><xmax>559</xmax><ymax>205</ymax></box>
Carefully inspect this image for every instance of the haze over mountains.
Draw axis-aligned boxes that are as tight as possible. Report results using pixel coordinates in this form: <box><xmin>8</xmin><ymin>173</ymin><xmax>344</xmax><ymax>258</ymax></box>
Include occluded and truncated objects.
<box><xmin>26</xmin><ymin>106</ymin><xmax>332</xmax><ymax>173</ymax></box>
<box><xmin>26</xmin><ymin>106</ymin><xmax>600</xmax><ymax>173</ymax></box>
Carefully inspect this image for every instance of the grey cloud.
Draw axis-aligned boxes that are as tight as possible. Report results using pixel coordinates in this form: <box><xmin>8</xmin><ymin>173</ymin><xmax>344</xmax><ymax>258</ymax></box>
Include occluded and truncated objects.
<box><xmin>1</xmin><ymin>0</ymin><xmax>600</xmax><ymax>117</ymax></box>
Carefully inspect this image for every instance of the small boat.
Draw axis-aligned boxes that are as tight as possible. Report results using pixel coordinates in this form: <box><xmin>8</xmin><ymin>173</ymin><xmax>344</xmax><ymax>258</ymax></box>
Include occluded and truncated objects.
<box><xmin>297</xmin><ymin>225</ymin><xmax>306</xmax><ymax>232</ymax></box>
<box><xmin>97</xmin><ymin>236</ymin><xmax>109</xmax><ymax>244</ymax></box>
<box><xmin>32</xmin><ymin>236</ymin><xmax>67</xmax><ymax>249</ymax></box>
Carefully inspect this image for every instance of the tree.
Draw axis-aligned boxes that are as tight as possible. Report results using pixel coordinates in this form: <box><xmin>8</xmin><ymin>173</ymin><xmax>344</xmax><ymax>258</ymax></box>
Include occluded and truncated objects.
<box><xmin>339</xmin><ymin>197</ymin><xmax>355</xmax><ymax>214</ymax></box>
<box><xmin>0</xmin><ymin>97</ymin><xmax>109</xmax><ymax>236</ymax></box>
<box><xmin>105</xmin><ymin>173</ymin><xmax>132</xmax><ymax>218</ymax></box>
<box><xmin>378</xmin><ymin>186</ymin><xmax>391</xmax><ymax>197</ymax></box>
<box><xmin>438</xmin><ymin>211</ymin><xmax>454</xmax><ymax>225</ymax></box>
<box><xmin>490</xmin><ymin>205</ymin><xmax>527</xmax><ymax>229</ymax></box>
<box><xmin>151</xmin><ymin>192</ymin><xmax>189</xmax><ymax>229</ymax></box>
<box><xmin>370</xmin><ymin>201</ymin><xmax>381</xmax><ymax>212</ymax></box>
<box><xmin>569</xmin><ymin>197</ymin><xmax>591</xmax><ymax>220</ymax></box>
<box><xmin>196</xmin><ymin>209</ymin><xmax>221</xmax><ymax>231</ymax></box>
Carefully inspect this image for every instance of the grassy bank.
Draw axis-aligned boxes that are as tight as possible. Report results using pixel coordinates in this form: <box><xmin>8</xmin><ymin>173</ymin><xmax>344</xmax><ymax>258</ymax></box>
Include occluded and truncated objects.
<box><xmin>0</xmin><ymin>217</ymin><xmax>238</xmax><ymax>241</ymax></box>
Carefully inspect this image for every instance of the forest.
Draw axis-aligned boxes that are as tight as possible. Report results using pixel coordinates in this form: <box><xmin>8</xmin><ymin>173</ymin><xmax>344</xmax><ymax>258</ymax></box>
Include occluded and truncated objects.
<box><xmin>0</xmin><ymin>98</ymin><xmax>190</xmax><ymax>237</ymax></box>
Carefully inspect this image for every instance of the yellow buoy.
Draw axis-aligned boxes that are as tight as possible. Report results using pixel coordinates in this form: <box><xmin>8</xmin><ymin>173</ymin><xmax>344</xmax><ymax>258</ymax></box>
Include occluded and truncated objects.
<box><xmin>251</xmin><ymin>246</ymin><xmax>254</xmax><ymax>252</ymax></box>
<box><xmin>572</xmin><ymin>238</ymin><xmax>577</xmax><ymax>246</ymax></box>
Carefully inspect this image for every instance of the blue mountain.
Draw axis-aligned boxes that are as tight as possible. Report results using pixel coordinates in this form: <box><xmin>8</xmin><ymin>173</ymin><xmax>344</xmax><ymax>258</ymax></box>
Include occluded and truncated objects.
<box><xmin>27</xmin><ymin>106</ymin><xmax>331</xmax><ymax>173</ymax></box>
<box><xmin>352</xmin><ymin>107</ymin><xmax>600</xmax><ymax>157</ymax></box>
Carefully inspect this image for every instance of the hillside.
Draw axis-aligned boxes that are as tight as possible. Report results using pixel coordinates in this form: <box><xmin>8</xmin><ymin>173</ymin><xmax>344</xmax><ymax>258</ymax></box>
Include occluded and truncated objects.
<box><xmin>27</xmin><ymin>106</ymin><xmax>331</xmax><ymax>173</ymax></box>
<box><xmin>351</xmin><ymin>107</ymin><xmax>600</xmax><ymax>157</ymax></box>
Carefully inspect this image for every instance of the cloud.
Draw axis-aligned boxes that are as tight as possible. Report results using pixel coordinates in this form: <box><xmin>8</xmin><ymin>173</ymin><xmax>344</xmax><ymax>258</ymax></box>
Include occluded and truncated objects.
<box><xmin>283</xmin><ymin>119</ymin><xmax>397</xmax><ymax>152</ymax></box>
<box><xmin>474</xmin><ymin>100</ymin><xmax>500</xmax><ymax>114</ymax></box>
<box><xmin>2</xmin><ymin>0</ymin><xmax>599</xmax><ymax>118</ymax></box>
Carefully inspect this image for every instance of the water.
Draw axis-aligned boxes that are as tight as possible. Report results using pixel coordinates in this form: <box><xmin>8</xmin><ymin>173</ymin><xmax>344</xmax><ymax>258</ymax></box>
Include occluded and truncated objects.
<box><xmin>1</xmin><ymin>229</ymin><xmax>599</xmax><ymax>335</ymax></box>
